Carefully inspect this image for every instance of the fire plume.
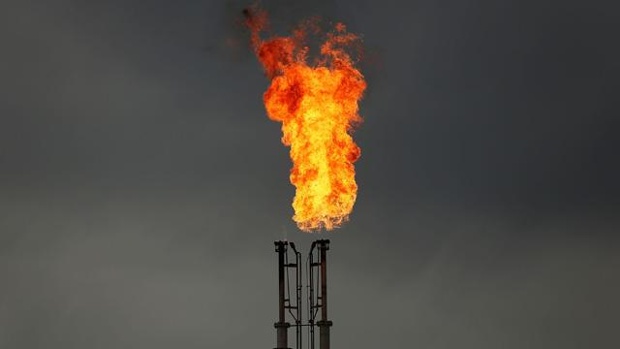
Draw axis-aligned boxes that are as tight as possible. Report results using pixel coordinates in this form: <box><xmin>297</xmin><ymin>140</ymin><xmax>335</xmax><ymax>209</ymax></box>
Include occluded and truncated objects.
<box><xmin>245</xmin><ymin>8</ymin><xmax>366</xmax><ymax>232</ymax></box>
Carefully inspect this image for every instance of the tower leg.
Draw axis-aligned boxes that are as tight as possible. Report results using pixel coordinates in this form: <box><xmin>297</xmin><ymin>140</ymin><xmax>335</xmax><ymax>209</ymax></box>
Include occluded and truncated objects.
<box><xmin>275</xmin><ymin>241</ymin><xmax>290</xmax><ymax>349</ymax></box>
<box><xmin>318</xmin><ymin>240</ymin><xmax>331</xmax><ymax>349</ymax></box>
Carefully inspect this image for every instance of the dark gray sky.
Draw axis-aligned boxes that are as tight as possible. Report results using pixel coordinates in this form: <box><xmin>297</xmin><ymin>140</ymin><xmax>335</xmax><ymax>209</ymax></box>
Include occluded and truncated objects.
<box><xmin>1</xmin><ymin>0</ymin><xmax>619</xmax><ymax>348</ymax></box>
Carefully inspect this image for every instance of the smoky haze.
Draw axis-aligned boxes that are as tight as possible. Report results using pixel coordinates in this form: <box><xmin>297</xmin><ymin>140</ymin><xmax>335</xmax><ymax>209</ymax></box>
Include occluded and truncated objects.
<box><xmin>0</xmin><ymin>0</ymin><xmax>618</xmax><ymax>348</ymax></box>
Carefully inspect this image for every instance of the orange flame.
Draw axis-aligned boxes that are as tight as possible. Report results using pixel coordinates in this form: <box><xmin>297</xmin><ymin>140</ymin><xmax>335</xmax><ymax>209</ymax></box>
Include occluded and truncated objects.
<box><xmin>245</xmin><ymin>8</ymin><xmax>366</xmax><ymax>232</ymax></box>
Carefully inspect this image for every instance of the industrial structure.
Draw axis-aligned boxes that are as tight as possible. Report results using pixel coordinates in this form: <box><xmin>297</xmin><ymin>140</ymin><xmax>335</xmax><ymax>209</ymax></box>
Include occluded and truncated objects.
<box><xmin>273</xmin><ymin>240</ymin><xmax>333</xmax><ymax>349</ymax></box>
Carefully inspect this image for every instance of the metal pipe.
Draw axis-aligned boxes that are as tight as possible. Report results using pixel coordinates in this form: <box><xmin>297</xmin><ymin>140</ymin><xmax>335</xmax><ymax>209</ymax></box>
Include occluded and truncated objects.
<box><xmin>290</xmin><ymin>243</ymin><xmax>302</xmax><ymax>349</ymax></box>
<box><xmin>275</xmin><ymin>241</ymin><xmax>290</xmax><ymax>349</ymax></box>
<box><xmin>320</xmin><ymin>240</ymin><xmax>327</xmax><ymax>321</ymax></box>
<box><xmin>308</xmin><ymin>244</ymin><xmax>315</xmax><ymax>349</ymax></box>
<box><xmin>317</xmin><ymin>239</ymin><xmax>332</xmax><ymax>349</ymax></box>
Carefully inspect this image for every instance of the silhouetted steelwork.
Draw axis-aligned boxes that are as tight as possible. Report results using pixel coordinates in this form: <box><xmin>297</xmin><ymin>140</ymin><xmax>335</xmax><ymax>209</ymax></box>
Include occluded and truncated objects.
<box><xmin>289</xmin><ymin>243</ymin><xmax>302</xmax><ymax>349</ymax></box>
<box><xmin>309</xmin><ymin>240</ymin><xmax>332</xmax><ymax>349</ymax></box>
<box><xmin>317</xmin><ymin>240</ymin><xmax>332</xmax><ymax>349</ymax></box>
<box><xmin>274</xmin><ymin>239</ymin><xmax>332</xmax><ymax>349</ymax></box>
<box><xmin>274</xmin><ymin>241</ymin><xmax>291</xmax><ymax>349</ymax></box>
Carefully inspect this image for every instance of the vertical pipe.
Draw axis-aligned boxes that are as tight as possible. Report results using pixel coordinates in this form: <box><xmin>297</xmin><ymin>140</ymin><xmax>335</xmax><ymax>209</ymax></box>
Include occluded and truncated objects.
<box><xmin>320</xmin><ymin>241</ymin><xmax>327</xmax><ymax>321</ymax></box>
<box><xmin>296</xmin><ymin>249</ymin><xmax>302</xmax><ymax>349</ymax></box>
<box><xmin>309</xmin><ymin>242</ymin><xmax>316</xmax><ymax>349</ymax></box>
<box><xmin>317</xmin><ymin>240</ymin><xmax>332</xmax><ymax>349</ymax></box>
<box><xmin>275</xmin><ymin>241</ymin><xmax>290</xmax><ymax>349</ymax></box>
<box><xmin>290</xmin><ymin>243</ymin><xmax>302</xmax><ymax>349</ymax></box>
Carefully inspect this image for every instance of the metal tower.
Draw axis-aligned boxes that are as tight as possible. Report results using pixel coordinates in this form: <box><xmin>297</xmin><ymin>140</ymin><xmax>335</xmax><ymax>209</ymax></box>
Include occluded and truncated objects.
<box><xmin>273</xmin><ymin>239</ymin><xmax>332</xmax><ymax>349</ymax></box>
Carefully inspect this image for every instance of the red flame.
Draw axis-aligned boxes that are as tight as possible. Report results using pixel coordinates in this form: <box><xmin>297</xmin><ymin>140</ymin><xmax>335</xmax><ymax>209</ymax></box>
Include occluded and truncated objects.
<box><xmin>246</xmin><ymin>8</ymin><xmax>366</xmax><ymax>232</ymax></box>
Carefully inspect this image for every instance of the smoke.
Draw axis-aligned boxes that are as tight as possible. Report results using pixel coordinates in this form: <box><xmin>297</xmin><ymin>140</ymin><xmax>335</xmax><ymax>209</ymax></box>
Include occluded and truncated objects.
<box><xmin>207</xmin><ymin>0</ymin><xmax>343</xmax><ymax>63</ymax></box>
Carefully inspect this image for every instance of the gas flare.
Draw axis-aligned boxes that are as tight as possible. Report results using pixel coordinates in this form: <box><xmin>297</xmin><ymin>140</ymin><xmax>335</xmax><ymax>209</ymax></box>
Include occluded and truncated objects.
<box><xmin>245</xmin><ymin>8</ymin><xmax>366</xmax><ymax>232</ymax></box>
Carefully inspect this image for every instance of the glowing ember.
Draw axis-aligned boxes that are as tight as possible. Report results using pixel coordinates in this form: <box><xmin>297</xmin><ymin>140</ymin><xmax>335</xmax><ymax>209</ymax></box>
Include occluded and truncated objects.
<box><xmin>245</xmin><ymin>7</ymin><xmax>366</xmax><ymax>232</ymax></box>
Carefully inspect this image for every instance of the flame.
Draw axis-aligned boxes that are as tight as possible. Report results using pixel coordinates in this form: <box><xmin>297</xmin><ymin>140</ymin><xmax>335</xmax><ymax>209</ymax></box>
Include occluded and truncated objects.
<box><xmin>245</xmin><ymin>8</ymin><xmax>366</xmax><ymax>232</ymax></box>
